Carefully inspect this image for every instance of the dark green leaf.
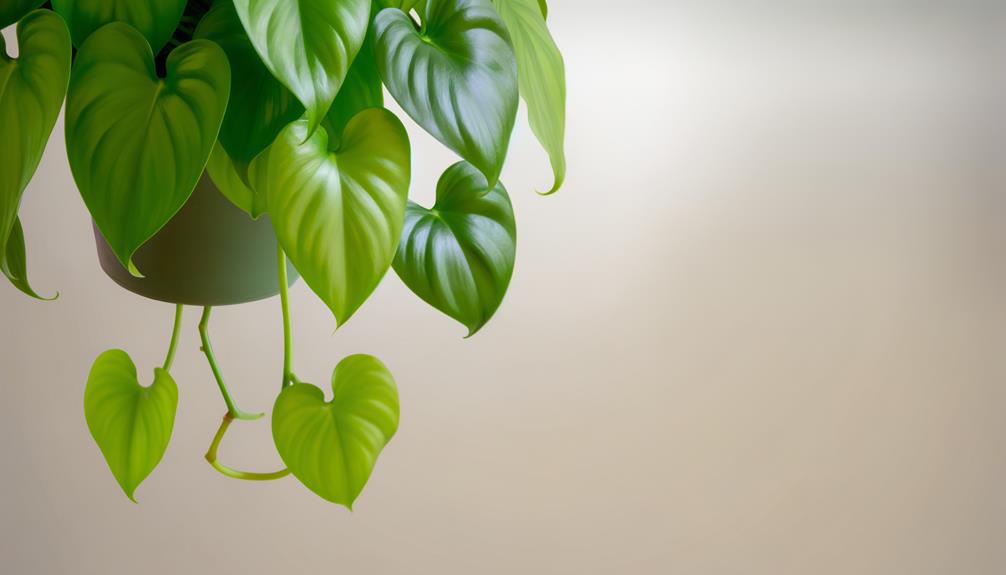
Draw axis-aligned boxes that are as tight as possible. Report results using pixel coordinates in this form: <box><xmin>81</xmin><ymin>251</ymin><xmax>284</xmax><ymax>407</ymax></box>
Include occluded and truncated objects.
<box><xmin>394</xmin><ymin>161</ymin><xmax>515</xmax><ymax>335</ymax></box>
<box><xmin>51</xmin><ymin>0</ymin><xmax>186</xmax><ymax>51</ymax></box>
<box><xmin>66</xmin><ymin>23</ymin><xmax>230</xmax><ymax>273</ymax></box>
<box><xmin>2</xmin><ymin>217</ymin><xmax>57</xmax><ymax>300</ymax></box>
<box><xmin>272</xmin><ymin>354</ymin><xmax>399</xmax><ymax>508</ymax></box>
<box><xmin>232</xmin><ymin>0</ymin><xmax>370</xmax><ymax>134</ymax></box>
<box><xmin>374</xmin><ymin>0</ymin><xmax>518</xmax><ymax>187</ymax></box>
<box><xmin>324</xmin><ymin>31</ymin><xmax>383</xmax><ymax>142</ymax></box>
<box><xmin>495</xmin><ymin>0</ymin><xmax>565</xmax><ymax>193</ymax></box>
<box><xmin>84</xmin><ymin>349</ymin><xmax>179</xmax><ymax>502</ymax></box>
<box><xmin>0</xmin><ymin>0</ymin><xmax>44</xmax><ymax>29</ymax></box>
<box><xmin>251</xmin><ymin>109</ymin><xmax>411</xmax><ymax>326</ymax></box>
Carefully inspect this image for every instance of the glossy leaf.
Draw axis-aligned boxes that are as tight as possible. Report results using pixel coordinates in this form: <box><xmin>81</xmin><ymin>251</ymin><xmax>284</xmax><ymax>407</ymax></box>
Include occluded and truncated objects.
<box><xmin>66</xmin><ymin>23</ymin><xmax>230</xmax><ymax>273</ymax></box>
<box><xmin>51</xmin><ymin>0</ymin><xmax>186</xmax><ymax>51</ymax></box>
<box><xmin>84</xmin><ymin>349</ymin><xmax>179</xmax><ymax>502</ymax></box>
<box><xmin>2</xmin><ymin>217</ymin><xmax>56</xmax><ymax>300</ymax></box>
<box><xmin>251</xmin><ymin>109</ymin><xmax>410</xmax><ymax>325</ymax></box>
<box><xmin>0</xmin><ymin>0</ymin><xmax>44</xmax><ymax>29</ymax></box>
<box><xmin>495</xmin><ymin>0</ymin><xmax>565</xmax><ymax>193</ymax></box>
<box><xmin>0</xmin><ymin>10</ymin><xmax>70</xmax><ymax>287</ymax></box>
<box><xmin>195</xmin><ymin>0</ymin><xmax>303</xmax><ymax>167</ymax></box>
<box><xmin>324</xmin><ymin>31</ymin><xmax>383</xmax><ymax>142</ymax></box>
<box><xmin>374</xmin><ymin>0</ymin><xmax>518</xmax><ymax>187</ymax></box>
<box><xmin>206</xmin><ymin>142</ymin><xmax>266</xmax><ymax>218</ymax></box>
<box><xmin>394</xmin><ymin>162</ymin><xmax>515</xmax><ymax>335</ymax></box>
<box><xmin>273</xmin><ymin>354</ymin><xmax>399</xmax><ymax>508</ymax></box>
<box><xmin>232</xmin><ymin>0</ymin><xmax>370</xmax><ymax>134</ymax></box>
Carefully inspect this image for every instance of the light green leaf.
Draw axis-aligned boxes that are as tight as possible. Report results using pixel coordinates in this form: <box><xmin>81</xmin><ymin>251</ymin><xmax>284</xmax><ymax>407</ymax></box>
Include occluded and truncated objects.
<box><xmin>0</xmin><ymin>0</ymin><xmax>45</xmax><ymax>29</ymax></box>
<box><xmin>272</xmin><ymin>354</ymin><xmax>399</xmax><ymax>508</ymax></box>
<box><xmin>2</xmin><ymin>217</ymin><xmax>57</xmax><ymax>300</ymax></box>
<box><xmin>394</xmin><ymin>161</ymin><xmax>515</xmax><ymax>335</ymax></box>
<box><xmin>84</xmin><ymin>349</ymin><xmax>179</xmax><ymax>502</ymax></box>
<box><xmin>494</xmin><ymin>0</ymin><xmax>565</xmax><ymax>193</ymax></box>
<box><xmin>51</xmin><ymin>0</ymin><xmax>186</xmax><ymax>52</ymax></box>
<box><xmin>0</xmin><ymin>10</ymin><xmax>70</xmax><ymax>289</ymax></box>
<box><xmin>374</xmin><ymin>0</ymin><xmax>518</xmax><ymax>187</ymax></box>
<box><xmin>195</xmin><ymin>0</ymin><xmax>302</xmax><ymax>167</ymax></box>
<box><xmin>251</xmin><ymin>108</ymin><xmax>410</xmax><ymax>325</ymax></box>
<box><xmin>205</xmin><ymin>142</ymin><xmax>266</xmax><ymax>219</ymax></box>
<box><xmin>66</xmin><ymin>23</ymin><xmax>230</xmax><ymax>273</ymax></box>
<box><xmin>537</xmin><ymin>0</ymin><xmax>547</xmax><ymax>19</ymax></box>
<box><xmin>232</xmin><ymin>0</ymin><xmax>370</xmax><ymax>135</ymax></box>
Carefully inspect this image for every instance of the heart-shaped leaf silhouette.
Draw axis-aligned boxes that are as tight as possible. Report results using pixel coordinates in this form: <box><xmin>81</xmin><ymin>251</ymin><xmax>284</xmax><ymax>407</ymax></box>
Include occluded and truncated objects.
<box><xmin>272</xmin><ymin>354</ymin><xmax>400</xmax><ymax>508</ymax></box>
<box><xmin>84</xmin><ymin>349</ymin><xmax>179</xmax><ymax>502</ymax></box>
<box><xmin>394</xmin><ymin>161</ymin><xmax>516</xmax><ymax>335</ymax></box>
<box><xmin>232</xmin><ymin>0</ymin><xmax>370</xmax><ymax>135</ymax></box>
<box><xmin>0</xmin><ymin>10</ymin><xmax>70</xmax><ymax>290</ymax></box>
<box><xmin>2</xmin><ymin>217</ymin><xmax>56</xmax><ymax>299</ymax></box>
<box><xmin>251</xmin><ymin>108</ymin><xmax>410</xmax><ymax>326</ymax></box>
<box><xmin>66</xmin><ymin>23</ymin><xmax>230</xmax><ymax>273</ymax></box>
<box><xmin>494</xmin><ymin>0</ymin><xmax>565</xmax><ymax>193</ymax></box>
<box><xmin>0</xmin><ymin>0</ymin><xmax>44</xmax><ymax>29</ymax></box>
<box><xmin>374</xmin><ymin>0</ymin><xmax>518</xmax><ymax>186</ymax></box>
<box><xmin>52</xmin><ymin>0</ymin><xmax>186</xmax><ymax>51</ymax></box>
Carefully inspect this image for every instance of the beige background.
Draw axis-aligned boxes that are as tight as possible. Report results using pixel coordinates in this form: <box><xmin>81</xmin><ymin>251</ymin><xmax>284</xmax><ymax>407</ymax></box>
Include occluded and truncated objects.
<box><xmin>2</xmin><ymin>1</ymin><xmax>1004</xmax><ymax>573</ymax></box>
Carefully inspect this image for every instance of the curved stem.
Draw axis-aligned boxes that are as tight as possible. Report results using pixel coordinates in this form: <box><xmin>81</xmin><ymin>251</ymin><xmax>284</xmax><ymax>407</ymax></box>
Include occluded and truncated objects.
<box><xmin>278</xmin><ymin>245</ymin><xmax>295</xmax><ymax>388</ymax></box>
<box><xmin>198</xmin><ymin>307</ymin><xmax>264</xmax><ymax>421</ymax></box>
<box><xmin>204</xmin><ymin>413</ymin><xmax>290</xmax><ymax>481</ymax></box>
<box><xmin>162</xmin><ymin>304</ymin><xmax>183</xmax><ymax>371</ymax></box>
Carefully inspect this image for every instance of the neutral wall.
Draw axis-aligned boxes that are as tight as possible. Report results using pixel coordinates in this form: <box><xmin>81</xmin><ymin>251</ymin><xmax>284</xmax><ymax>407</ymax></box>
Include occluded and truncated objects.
<box><xmin>2</xmin><ymin>1</ymin><xmax>1004</xmax><ymax>573</ymax></box>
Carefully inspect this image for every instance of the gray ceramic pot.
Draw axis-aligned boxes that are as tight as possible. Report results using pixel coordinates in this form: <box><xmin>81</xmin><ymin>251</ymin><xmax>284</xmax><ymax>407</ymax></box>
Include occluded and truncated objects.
<box><xmin>94</xmin><ymin>172</ymin><xmax>298</xmax><ymax>306</ymax></box>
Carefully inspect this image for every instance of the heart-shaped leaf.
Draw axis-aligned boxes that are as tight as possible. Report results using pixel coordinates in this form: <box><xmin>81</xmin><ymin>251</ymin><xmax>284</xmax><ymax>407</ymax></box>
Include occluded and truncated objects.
<box><xmin>84</xmin><ymin>349</ymin><xmax>179</xmax><ymax>502</ymax></box>
<box><xmin>232</xmin><ymin>0</ymin><xmax>370</xmax><ymax>134</ymax></box>
<box><xmin>194</xmin><ymin>0</ymin><xmax>303</xmax><ymax>167</ymax></box>
<box><xmin>494</xmin><ymin>0</ymin><xmax>565</xmax><ymax>193</ymax></box>
<box><xmin>66</xmin><ymin>23</ymin><xmax>230</xmax><ymax>273</ymax></box>
<box><xmin>272</xmin><ymin>354</ymin><xmax>400</xmax><ymax>508</ymax></box>
<box><xmin>394</xmin><ymin>161</ymin><xmax>516</xmax><ymax>335</ymax></box>
<box><xmin>51</xmin><ymin>0</ymin><xmax>186</xmax><ymax>52</ymax></box>
<box><xmin>0</xmin><ymin>10</ymin><xmax>71</xmax><ymax>288</ymax></box>
<box><xmin>2</xmin><ymin>217</ymin><xmax>56</xmax><ymax>300</ymax></box>
<box><xmin>251</xmin><ymin>108</ymin><xmax>410</xmax><ymax>325</ymax></box>
<box><xmin>206</xmin><ymin>142</ymin><xmax>266</xmax><ymax>219</ymax></box>
<box><xmin>374</xmin><ymin>0</ymin><xmax>518</xmax><ymax>187</ymax></box>
<box><xmin>0</xmin><ymin>0</ymin><xmax>44</xmax><ymax>29</ymax></box>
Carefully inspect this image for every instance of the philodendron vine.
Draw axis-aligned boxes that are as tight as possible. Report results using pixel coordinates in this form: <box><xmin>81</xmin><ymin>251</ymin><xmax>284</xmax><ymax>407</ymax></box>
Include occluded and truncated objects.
<box><xmin>1</xmin><ymin>0</ymin><xmax>565</xmax><ymax>508</ymax></box>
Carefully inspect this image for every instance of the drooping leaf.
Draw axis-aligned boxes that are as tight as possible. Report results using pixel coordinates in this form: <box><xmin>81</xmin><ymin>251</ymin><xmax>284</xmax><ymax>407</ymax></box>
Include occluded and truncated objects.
<box><xmin>0</xmin><ymin>0</ymin><xmax>44</xmax><ymax>29</ymax></box>
<box><xmin>251</xmin><ymin>108</ymin><xmax>410</xmax><ymax>325</ymax></box>
<box><xmin>494</xmin><ymin>0</ymin><xmax>565</xmax><ymax>193</ymax></box>
<box><xmin>2</xmin><ymin>217</ymin><xmax>56</xmax><ymax>300</ymax></box>
<box><xmin>51</xmin><ymin>0</ymin><xmax>186</xmax><ymax>52</ymax></box>
<box><xmin>205</xmin><ymin>142</ymin><xmax>266</xmax><ymax>219</ymax></box>
<box><xmin>374</xmin><ymin>0</ymin><xmax>518</xmax><ymax>187</ymax></box>
<box><xmin>232</xmin><ymin>0</ymin><xmax>370</xmax><ymax>134</ymax></box>
<box><xmin>84</xmin><ymin>349</ymin><xmax>179</xmax><ymax>502</ymax></box>
<box><xmin>0</xmin><ymin>10</ymin><xmax>70</xmax><ymax>286</ymax></box>
<box><xmin>65</xmin><ymin>23</ymin><xmax>230</xmax><ymax>273</ymax></box>
<box><xmin>272</xmin><ymin>354</ymin><xmax>399</xmax><ymax>508</ymax></box>
<box><xmin>194</xmin><ymin>0</ymin><xmax>303</xmax><ymax>167</ymax></box>
<box><xmin>394</xmin><ymin>161</ymin><xmax>515</xmax><ymax>335</ymax></box>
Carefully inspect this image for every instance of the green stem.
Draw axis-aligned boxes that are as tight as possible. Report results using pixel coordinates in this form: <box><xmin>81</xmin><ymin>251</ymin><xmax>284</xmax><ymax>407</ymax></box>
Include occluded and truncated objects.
<box><xmin>198</xmin><ymin>307</ymin><xmax>264</xmax><ymax>421</ymax></box>
<box><xmin>204</xmin><ymin>413</ymin><xmax>290</xmax><ymax>481</ymax></box>
<box><xmin>162</xmin><ymin>304</ymin><xmax>183</xmax><ymax>371</ymax></box>
<box><xmin>278</xmin><ymin>246</ymin><xmax>295</xmax><ymax>388</ymax></box>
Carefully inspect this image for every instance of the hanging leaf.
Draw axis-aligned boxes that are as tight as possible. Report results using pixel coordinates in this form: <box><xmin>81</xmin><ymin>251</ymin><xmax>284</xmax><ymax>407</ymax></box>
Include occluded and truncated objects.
<box><xmin>494</xmin><ymin>0</ymin><xmax>565</xmax><ymax>193</ymax></box>
<box><xmin>251</xmin><ymin>108</ymin><xmax>410</xmax><ymax>326</ymax></box>
<box><xmin>194</xmin><ymin>0</ymin><xmax>303</xmax><ymax>168</ymax></box>
<box><xmin>65</xmin><ymin>23</ymin><xmax>230</xmax><ymax>274</ymax></box>
<box><xmin>232</xmin><ymin>0</ymin><xmax>370</xmax><ymax>135</ymax></box>
<box><xmin>374</xmin><ymin>0</ymin><xmax>518</xmax><ymax>187</ymax></box>
<box><xmin>205</xmin><ymin>143</ymin><xmax>266</xmax><ymax>219</ymax></box>
<box><xmin>394</xmin><ymin>162</ymin><xmax>516</xmax><ymax>335</ymax></box>
<box><xmin>0</xmin><ymin>0</ymin><xmax>44</xmax><ymax>29</ymax></box>
<box><xmin>0</xmin><ymin>10</ymin><xmax>70</xmax><ymax>288</ymax></box>
<box><xmin>2</xmin><ymin>217</ymin><xmax>56</xmax><ymax>300</ymax></box>
<box><xmin>51</xmin><ymin>0</ymin><xmax>186</xmax><ymax>52</ymax></box>
<box><xmin>84</xmin><ymin>349</ymin><xmax>179</xmax><ymax>502</ymax></box>
<box><xmin>272</xmin><ymin>354</ymin><xmax>400</xmax><ymax>508</ymax></box>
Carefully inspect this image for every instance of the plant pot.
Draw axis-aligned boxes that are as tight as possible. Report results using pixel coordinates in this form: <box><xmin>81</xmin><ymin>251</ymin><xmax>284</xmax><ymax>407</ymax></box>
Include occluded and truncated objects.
<box><xmin>94</xmin><ymin>172</ymin><xmax>298</xmax><ymax>306</ymax></box>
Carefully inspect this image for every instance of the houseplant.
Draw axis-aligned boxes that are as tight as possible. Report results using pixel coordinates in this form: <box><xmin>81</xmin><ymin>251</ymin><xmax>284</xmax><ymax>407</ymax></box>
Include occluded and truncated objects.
<box><xmin>1</xmin><ymin>0</ymin><xmax>565</xmax><ymax>508</ymax></box>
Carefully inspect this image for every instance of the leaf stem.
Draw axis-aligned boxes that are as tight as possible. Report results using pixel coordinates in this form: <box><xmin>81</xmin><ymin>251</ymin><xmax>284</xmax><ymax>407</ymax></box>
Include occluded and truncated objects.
<box><xmin>204</xmin><ymin>413</ymin><xmax>290</xmax><ymax>481</ymax></box>
<box><xmin>198</xmin><ymin>307</ymin><xmax>264</xmax><ymax>420</ymax></box>
<box><xmin>278</xmin><ymin>245</ymin><xmax>295</xmax><ymax>388</ymax></box>
<box><xmin>162</xmin><ymin>304</ymin><xmax>184</xmax><ymax>371</ymax></box>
